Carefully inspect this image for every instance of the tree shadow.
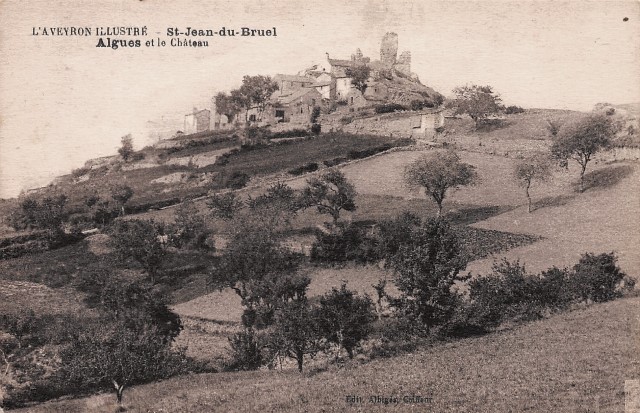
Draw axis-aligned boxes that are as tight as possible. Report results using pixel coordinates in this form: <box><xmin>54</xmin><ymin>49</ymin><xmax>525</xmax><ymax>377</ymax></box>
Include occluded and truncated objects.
<box><xmin>445</xmin><ymin>205</ymin><xmax>517</xmax><ymax>226</ymax></box>
<box><xmin>532</xmin><ymin>194</ymin><xmax>576</xmax><ymax>211</ymax></box>
<box><xmin>580</xmin><ymin>164</ymin><xmax>634</xmax><ymax>192</ymax></box>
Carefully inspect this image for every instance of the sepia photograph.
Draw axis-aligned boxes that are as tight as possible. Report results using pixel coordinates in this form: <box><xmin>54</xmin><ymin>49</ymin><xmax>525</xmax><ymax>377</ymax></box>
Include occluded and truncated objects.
<box><xmin>0</xmin><ymin>0</ymin><xmax>639</xmax><ymax>411</ymax></box>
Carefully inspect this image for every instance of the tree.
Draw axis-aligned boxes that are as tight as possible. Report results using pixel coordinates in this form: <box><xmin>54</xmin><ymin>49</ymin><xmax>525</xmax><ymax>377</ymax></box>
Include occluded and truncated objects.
<box><xmin>172</xmin><ymin>201</ymin><xmax>212</xmax><ymax>250</ymax></box>
<box><xmin>551</xmin><ymin>113</ymin><xmax>615</xmax><ymax>192</ymax></box>
<box><xmin>345</xmin><ymin>65</ymin><xmax>371</xmax><ymax>94</ymax></box>
<box><xmin>8</xmin><ymin>194</ymin><xmax>68</xmax><ymax>240</ymax></box>
<box><xmin>110</xmin><ymin>184</ymin><xmax>134</xmax><ymax>216</ymax></box>
<box><xmin>109</xmin><ymin>219</ymin><xmax>166</xmax><ymax>283</ymax></box>
<box><xmin>62</xmin><ymin>271</ymin><xmax>188</xmax><ymax>406</ymax></box>
<box><xmin>211</xmin><ymin>214</ymin><xmax>307</xmax><ymax>329</ymax></box>
<box><xmin>239</xmin><ymin>75</ymin><xmax>279</xmax><ymax>122</ymax></box>
<box><xmin>214</xmin><ymin>91</ymin><xmax>243</xmax><ymax>124</ymax></box>
<box><xmin>404</xmin><ymin>150</ymin><xmax>477</xmax><ymax>218</ymax></box>
<box><xmin>118</xmin><ymin>134</ymin><xmax>134</xmax><ymax>162</ymax></box>
<box><xmin>207</xmin><ymin>192</ymin><xmax>244</xmax><ymax>220</ymax></box>
<box><xmin>269</xmin><ymin>299</ymin><xmax>321</xmax><ymax>372</ymax></box>
<box><xmin>513</xmin><ymin>153</ymin><xmax>552</xmax><ymax>213</ymax></box>
<box><xmin>452</xmin><ymin>84</ymin><xmax>503</xmax><ymax>129</ymax></box>
<box><xmin>388</xmin><ymin>219</ymin><xmax>470</xmax><ymax>332</ymax></box>
<box><xmin>315</xmin><ymin>283</ymin><xmax>376</xmax><ymax>359</ymax></box>
<box><xmin>298</xmin><ymin>168</ymin><xmax>357</xmax><ymax>225</ymax></box>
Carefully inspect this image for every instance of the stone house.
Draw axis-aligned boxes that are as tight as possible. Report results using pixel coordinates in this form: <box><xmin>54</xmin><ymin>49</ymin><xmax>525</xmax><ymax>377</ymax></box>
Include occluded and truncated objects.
<box><xmin>184</xmin><ymin>108</ymin><xmax>211</xmax><ymax>134</ymax></box>
<box><xmin>268</xmin><ymin>88</ymin><xmax>324</xmax><ymax>124</ymax></box>
<box><xmin>273</xmin><ymin>74</ymin><xmax>315</xmax><ymax>95</ymax></box>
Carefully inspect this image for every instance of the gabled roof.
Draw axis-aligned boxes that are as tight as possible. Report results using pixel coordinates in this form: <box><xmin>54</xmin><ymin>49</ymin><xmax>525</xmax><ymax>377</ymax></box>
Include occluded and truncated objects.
<box><xmin>274</xmin><ymin>74</ymin><xmax>315</xmax><ymax>83</ymax></box>
<box><xmin>274</xmin><ymin>88</ymin><xmax>321</xmax><ymax>105</ymax></box>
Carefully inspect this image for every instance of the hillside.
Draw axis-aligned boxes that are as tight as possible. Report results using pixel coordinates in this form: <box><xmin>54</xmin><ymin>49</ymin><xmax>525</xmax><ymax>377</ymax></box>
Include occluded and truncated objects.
<box><xmin>14</xmin><ymin>295</ymin><xmax>639</xmax><ymax>413</ymax></box>
<box><xmin>2</xmin><ymin>108</ymin><xmax>639</xmax><ymax>411</ymax></box>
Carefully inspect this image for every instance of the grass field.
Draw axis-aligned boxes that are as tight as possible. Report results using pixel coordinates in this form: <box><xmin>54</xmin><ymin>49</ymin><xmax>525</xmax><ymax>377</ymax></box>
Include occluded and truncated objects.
<box><xmin>16</xmin><ymin>295</ymin><xmax>639</xmax><ymax>413</ymax></box>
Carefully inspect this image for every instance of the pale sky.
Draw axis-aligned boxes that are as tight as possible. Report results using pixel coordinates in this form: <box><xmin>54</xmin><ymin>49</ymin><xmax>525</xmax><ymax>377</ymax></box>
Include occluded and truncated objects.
<box><xmin>1</xmin><ymin>0</ymin><xmax>638</xmax><ymax>198</ymax></box>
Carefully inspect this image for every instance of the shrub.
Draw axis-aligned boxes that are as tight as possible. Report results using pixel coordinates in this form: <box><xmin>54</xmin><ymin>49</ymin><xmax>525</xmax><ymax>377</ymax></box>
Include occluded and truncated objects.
<box><xmin>571</xmin><ymin>252</ymin><xmax>634</xmax><ymax>302</ymax></box>
<box><xmin>374</xmin><ymin>103</ymin><xmax>407</xmax><ymax>114</ymax></box>
<box><xmin>347</xmin><ymin>144</ymin><xmax>392</xmax><ymax>160</ymax></box>
<box><xmin>310</xmin><ymin>106</ymin><xmax>321</xmax><ymax>124</ymax></box>
<box><xmin>270</xmin><ymin>128</ymin><xmax>309</xmax><ymax>139</ymax></box>
<box><xmin>410</xmin><ymin>100</ymin><xmax>435</xmax><ymax>111</ymax></box>
<box><xmin>376</xmin><ymin>212</ymin><xmax>422</xmax><ymax>259</ymax></box>
<box><xmin>225</xmin><ymin>171</ymin><xmax>251</xmax><ymax>189</ymax></box>
<box><xmin>71</xmin><ymin>166</ymin><xmax>90</xmax><ymax>178</ymax></box>
<box><xmin>207</xmin><ymin>192</ymin><xmax>243</xmax><ymax>220</ymax></box>
<box><xmin>288</xmin><ymin>162</ymin><xmax>319</xmax><ymax>176</ymax></box>
<box><xmin>340</xmin><ymin>115</ymin><xmax>354</xmax><ymax>125</ymax></box>
<box><xmin>227</xmin><ymin>328</ymin><xmax>265</xmax><ymax>371</ymax></box>
<box><xmin>323</xmin><ymin>157</ymin><xmax>348</xmax><ymax>167</ymax></box>
<box><xmin>310</xmin><ymin>223</ymin><xmax>380</xmax><ymax>264</ymax></box>
<box><xmin>504</xmin><ymin>105</ymin><xmax>525</xmax><ymax>114</ymax></box>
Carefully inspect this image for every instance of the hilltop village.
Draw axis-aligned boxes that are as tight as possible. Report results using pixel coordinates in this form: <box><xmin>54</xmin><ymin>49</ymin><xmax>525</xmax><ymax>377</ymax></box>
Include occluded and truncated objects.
<box><xmin>183</xmin><ymin>33</ymin><xmax>446</xmax><ymax>141</ymax></box>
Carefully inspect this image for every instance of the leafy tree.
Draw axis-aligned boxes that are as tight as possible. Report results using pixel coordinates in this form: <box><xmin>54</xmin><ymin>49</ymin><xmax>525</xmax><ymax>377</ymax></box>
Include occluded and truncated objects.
<box><xmin>315</xmin><ymin>283</ymin><xmax>376</xmax><ymax>359</ymax></box>
<box><xmin>269</xmin><ymin>299</ymin><xmax>321</xmax><ymax>372</ymax></box>
<box><xmin>551</xmin><ymin>113</ymin><xmax>615</xmax><ymax>192</ymax></box>
<box><xmin>404</xmin><ymin>150</ymin><xmax>477</xmax><ymax>217</ymax></box>
<box><xmin>172</xmin><ymin>200</ymin><xmax>212</xmax><ymax>250</ymax></box>
<box><xmin>388</xmin><ymin>219</ymin><xmax>470</xmax><ymax>332</ymax></box>
<box><xmin>345</xmin><ymin>65</ymin><xmax>371</xmax><ymax>94</ymax></box>
<box><xmin>513</xmin><ymin>153</ymin><xmax>552</xmax><ymax>213</ymax></box>
<box><xmin>246</xmin><ymin>182</ymin><xmax>299</xmax><ymax>229</ymax></box>
<box><xmin>60</xmin><ymin>318</ymin><xmax>190</xmax><ymax>406</ymax></box>
<box><xmin>239</xmin><ymin>75</ymin><xmax>279</xmax><ymax>122</ymax></box>
<box><xmin>571</xmin><ymin>252</ymin><xmax>634</xmax><ymax>303</ymax></box>
<box><xmin>214</xmin><ymin>91</ymin><xmax>243</xmax><ymax>124</ymax></box>
<box><xmin>9</xmin><ymin>194</ymin><xmax>68</xmax><ymax>239</ymax></box>
<box><xmin>62</xmin><ymin>270</ymin><xmax>189</xmax><ymax>406</ymax></box>
<box><xmin>118</xmin><ymin>134</ymin><xmax>134</xmax><ymax>162</ymax></box>
<box><xmin>110</xmin><ymin>184</ymin><xmax>134</xmax><ymax>216</ymax></box>
<box><xmin>207</xmin><ymin>192</ymin><xmax>244</xmax><ymax>220</ymax></box>
<box><xmin>298</xmin><ymin>168</ymin><xmax>357</xmax><ymax>225</ymax></box>
<box><xmin>212</xmin><ymin>215</ymin><xmax>307</xmax><ymax>329</ymax></box>
<box><xmin>452</xmin><ymin>84</ymin><xmax>503</xmax><ymax>129</ymax></box>
<box><xmin>109</xmin><ymin>219</ymin><xmax>166</xmax><ymax>283</ymax></box>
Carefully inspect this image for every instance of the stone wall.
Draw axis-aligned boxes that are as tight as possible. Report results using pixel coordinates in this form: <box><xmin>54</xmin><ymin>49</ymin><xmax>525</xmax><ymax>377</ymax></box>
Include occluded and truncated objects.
<box><xmin>320</xmin><ymin>112</ymin><xmax>426</xmax><ymax>139</ymax></box>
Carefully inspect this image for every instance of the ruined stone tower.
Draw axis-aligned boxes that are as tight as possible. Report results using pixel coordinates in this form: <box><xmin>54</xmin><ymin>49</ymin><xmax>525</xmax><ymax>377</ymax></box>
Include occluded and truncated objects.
<box><xmin>396</xmin><ymin>51</ymin><xmax>411</xmax><ymax>76</ymax></box>
<box><xmin>380</xmin><ymin>32</ymin><xmax>398</xmax><ymax>65</ymax></box>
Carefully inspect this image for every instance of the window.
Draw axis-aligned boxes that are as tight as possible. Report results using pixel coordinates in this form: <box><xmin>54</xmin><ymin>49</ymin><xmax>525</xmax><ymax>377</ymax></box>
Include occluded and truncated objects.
<box><xmin>275</xmin><ymin>110</ymin><xmax>285</xmax><ymax>118</ymax></box>
<box><xmin>249</xmin><ymin>114</ymin><xmax>256</xmax><ymax>122</ymax></box>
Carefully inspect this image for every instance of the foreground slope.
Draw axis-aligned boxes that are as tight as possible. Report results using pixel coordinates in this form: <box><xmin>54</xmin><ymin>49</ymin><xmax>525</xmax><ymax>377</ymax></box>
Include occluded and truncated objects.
<box><xmin>15</xmin><ymin>295</ymin><xmax>639</xmax><ymax>413</ymax></box>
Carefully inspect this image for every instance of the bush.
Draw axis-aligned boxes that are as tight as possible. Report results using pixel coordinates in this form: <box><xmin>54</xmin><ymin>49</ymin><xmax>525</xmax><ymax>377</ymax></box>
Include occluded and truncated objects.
<box><xmin>310</xmin><ymin>223</ymin><xmax>380</xmax><ymax>264</ymax></box>
<box><xmin>310</xmin><ymin>106</ymin><xmax>321</xmax><ymax>124</ymax></box>
<box><xmin>410</xmin><ymin>100</ymin><xmax>435</xmax><ymax>111</ymax></box>
<box><xmin>340</xmin><ymin>115</ymin><xmax>353</xmax><ymax>125</ymax></box>
<box><xmin>323</xmin><ymin>157</ymin><xmax>348</xmax><ymax>167</ymax></box>
<box><xmin>71</xmin><ymin>166</ymin><xmax>90</xmax><ymax>178</ymax></box>
<box><xmin>288</xmin><ymin>162</ymin><xmax>319</xmax><ymax>176</ymax></box>
<box><xmin>224</xmin><ymin>171</ymin><xmax>251</xmax><ymax>189</ymax></box>
<box><xmin>504</xmin><ymin>105</ymin><xmax>525</xmax><ymax>114</ymax></box>
<box><xmin>347</xmin><ymin>144</ymin><xmax>392</xmax><ymax>160</ymax></box>
<box><xmin>571</xmin><ymin>252</ymin><xmax>634</xmax><ymax>302</ymax></box>
<box><xmin>270</xmin><ymin>128</ymin><xmax>309</xmax><ymax>139</ymax></box>
<box><xmin>374</xmin><ymin>103</ymin><xmax>407</xmax><ymax>114</ymax></box>
<box><xmin>227</xmin><ymin>328</ymin><xmax>265</xmax><ymax>371</ymax></box>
